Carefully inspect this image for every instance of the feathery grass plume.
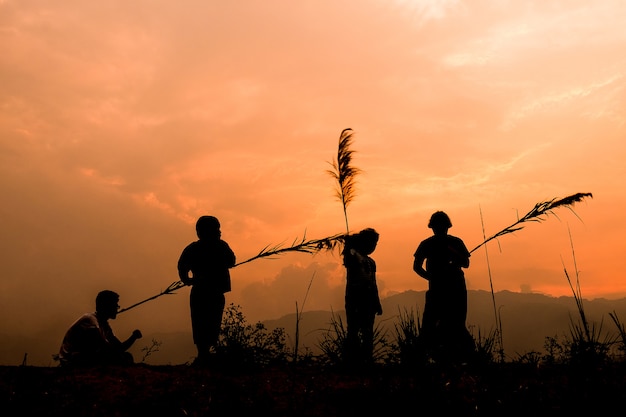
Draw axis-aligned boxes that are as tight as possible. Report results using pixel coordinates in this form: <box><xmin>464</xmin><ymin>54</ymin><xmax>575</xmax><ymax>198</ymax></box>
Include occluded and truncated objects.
<box><xmin>327</xmin><ymin>128</ymin><xmax>360</xmax><ymax>233</ymax></box>
<box><xmin>469</xmin><ymin>192</ymin><xmax>593</xmax><ymax>254</ymax></box>
<box><xmin>233</xmin><ymin>232</ymin><xmax>346</xmax><ymax>267</ymax></box>
<box><xmin>118</xmin><ymin>232</ymin><xmax>347</xmax><ymax>314</ymax></box>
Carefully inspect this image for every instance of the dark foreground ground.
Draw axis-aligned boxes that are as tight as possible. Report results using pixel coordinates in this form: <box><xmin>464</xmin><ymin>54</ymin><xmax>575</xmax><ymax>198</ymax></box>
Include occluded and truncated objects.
<box><xmin>2</xmin><ymin>361</ymin><xmax>626</xmax><ymax>416</ymax></box>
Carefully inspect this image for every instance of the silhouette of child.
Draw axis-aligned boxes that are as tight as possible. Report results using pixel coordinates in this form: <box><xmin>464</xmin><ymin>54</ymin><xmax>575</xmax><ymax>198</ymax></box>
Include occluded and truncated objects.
<box><xmin>58</xmin><ymin>290</ymin><xmax>142</xmax><ymax>367</ymax></box>
<box><xmin>413</xmin><ymin>211</ymin><xmax>474</xmax><ymax>363</ymax></box>
<box><xmin>177</xmin><ymin>215</ymin><xmax>236</xmax><ymax>367</ymax></box>
<box><xmin>342</xmin><ymin>228</ymin><xmax>383</xmax><ymax>366</ymax></box>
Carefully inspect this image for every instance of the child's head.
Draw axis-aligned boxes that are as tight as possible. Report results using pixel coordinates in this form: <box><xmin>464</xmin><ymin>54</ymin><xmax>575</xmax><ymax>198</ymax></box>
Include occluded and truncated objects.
<box><xmin>195</xmin><ymin>215</ymin><xmax>221</xmax><ymax>240</ymax></box>
<box><xmin>356</xmin><ymin>228</ymin><xmax>379</xmax><ymax>255</ymax></box>
<box><xmin>428</xmin><ymin>211</ymin><xmax>452</xmax><ymax>234</ymax></box>
<box><xmin>95</xmin><ymin>290</ymin><xmax>120</xmax><ymax>319</ymax></box>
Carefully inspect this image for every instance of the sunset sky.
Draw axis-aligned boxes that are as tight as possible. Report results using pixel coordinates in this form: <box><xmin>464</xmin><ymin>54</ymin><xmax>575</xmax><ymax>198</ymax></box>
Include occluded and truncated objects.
<box><xmin>1</xmin><ymin>1</ymin><xmax>625</xmax><ymax>364</ymax></box>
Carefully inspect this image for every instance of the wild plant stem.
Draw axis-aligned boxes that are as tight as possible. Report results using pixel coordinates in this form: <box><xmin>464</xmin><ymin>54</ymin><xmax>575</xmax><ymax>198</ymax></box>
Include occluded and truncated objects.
<box><xmin>294</xmin><ymin>271</ymin><xmax>316</xmax><ymax>363</ymax></box>
<box><xmin>562</xmin><ymin>225</ymin><xmax>590</xmax><ymax>341</ymax></box>
<box><xmin>119</xmin><ymin>233</ymin><xmax>345</xmax><ymax>314</ymax></box>
<box><xmin>479</xmin><ymin>205</ymin><xmax>505</xmax><ymax>362</ymax></box>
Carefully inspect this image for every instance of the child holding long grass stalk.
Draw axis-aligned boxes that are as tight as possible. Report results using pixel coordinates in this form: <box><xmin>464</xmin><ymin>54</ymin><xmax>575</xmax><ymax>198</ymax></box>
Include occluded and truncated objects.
<box><xmin>177</xmin><ymin>215</ymin><xmax>236</xmax><ymax>367</ymax></box>
<box><xmin>413</xmin><ymin>211</ymin><xmax>475</xmax><ymax>363</ymax></box>
<box><xmin>342</xmin><ymin>228</ymin><xmax>383</xmax><ymax>366</ymax></box>
<box><xmin>328</xmin><ymin>130</ymin><xmax>383</xmax><ymax>365</ymax></box>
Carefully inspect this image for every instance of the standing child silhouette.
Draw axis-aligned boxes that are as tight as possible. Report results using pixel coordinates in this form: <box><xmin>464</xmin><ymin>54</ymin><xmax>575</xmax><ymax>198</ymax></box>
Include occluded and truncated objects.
<box><xmin>178</xmin><ymin>215</ymin><xmax>236</xmax><ymax>367</ymax></box>
<box><xmin>413</xmin><ymin>211</ymin><xmax>475</xmax><ymax>363</ymax></box>
<box><xmin>342</xmin><ymin>228</ymin><xmax>383</xmax><ymax>366</ymax></box>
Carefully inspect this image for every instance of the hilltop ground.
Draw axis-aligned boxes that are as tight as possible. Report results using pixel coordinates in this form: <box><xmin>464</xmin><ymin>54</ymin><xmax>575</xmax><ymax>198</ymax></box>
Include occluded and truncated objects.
<box><xmin>3</xmin><ymin>360</ymin><xmax>626</xmax><ymax>416</ymax></box>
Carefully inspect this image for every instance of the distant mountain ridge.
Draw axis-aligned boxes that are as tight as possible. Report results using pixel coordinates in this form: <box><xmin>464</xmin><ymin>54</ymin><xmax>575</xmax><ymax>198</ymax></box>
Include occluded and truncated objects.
<box><xmin>4</xmin><ymin>290</ymin><xmax>626</xmax><ymax>366</ymax></box>
<box><xmin>262</xmin><ymin>289</ymin><xmax>626</xmax><ymax>360</ymax></box>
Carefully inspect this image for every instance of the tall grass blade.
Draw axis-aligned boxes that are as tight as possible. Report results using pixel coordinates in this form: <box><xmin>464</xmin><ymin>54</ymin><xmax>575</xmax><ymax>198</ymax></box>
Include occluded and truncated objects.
<box><xmin>561</xmin><ymin>224</ymin><xmax>614</xmax><ymax>365</ymax></box>
<box><xmin>609</xmin><ymin>311</ymin><xmax>626</xmax><ymax>355</ymax></box>
<box><xmin>562</xmin><ymin>225</ymin><xmax>590</xmax><ymax>341</ymax></box>
<box><xmin>294</xmin><ymin>271</ymin><xmax>316</xmax><ymax>363</ymax></box>
<box><xmin>478</xmin><ymin>205</ymin><xmax>505</xmax><ymax>362</ymax></box>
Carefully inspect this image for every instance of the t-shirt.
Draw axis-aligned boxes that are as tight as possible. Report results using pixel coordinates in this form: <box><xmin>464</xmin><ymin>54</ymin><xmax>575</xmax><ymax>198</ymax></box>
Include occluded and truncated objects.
<box><xmin>177</xmin><ymin>239</ymin><xmax>236</xmax><ymax>293</ymax></box>
<box><xmin>414</xmin><ymin>234</ymin><xmax>470</xmax><ymax>291</ymax></box>
<box><xmin>343</xmin><ymin>248</ymin><xmax>381</xmax><ymax>311</ymax></box>
<box><xmin>58</xmin><ymin>312</ymin><xmax>117</xmax><ymax>364</ymax></box>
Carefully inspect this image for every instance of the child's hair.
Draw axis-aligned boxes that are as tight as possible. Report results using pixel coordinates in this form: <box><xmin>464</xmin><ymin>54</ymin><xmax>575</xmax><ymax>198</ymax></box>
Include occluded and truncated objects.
<box><xmin>344</xmin><ymin>228</ymin><xmax>379</xmax><ymax>255</ymax></box>
<box><xmin>96</xmin><ymin>290</ymin><xmax>119</xmax><ymax>311</ymax></box>
<box><xmin>428</xmin><ymin>211</ymin><xmax>452</xmax><ymax>229</ymax></box>
<box><xmin>196</xmin><ymin>215</ymin><xmax>221</xmax><ymax>239</ymax></box>
<box><xmin>358</xmin><ymin>228</ymin><xmax>379</xmax><ymax>255</ymax></box>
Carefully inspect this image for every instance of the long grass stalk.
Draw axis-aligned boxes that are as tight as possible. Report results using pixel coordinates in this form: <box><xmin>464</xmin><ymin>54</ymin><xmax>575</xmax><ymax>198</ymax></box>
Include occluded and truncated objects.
<box><xmin>469</xmin><ymin>192</ymin><xmax>593</xmax><ymax>254</ymax></box>
<box><xmin>294</xmin><ymin>271</ymin><xmax>316</xmax><ymax>363</ymax></box>
<box><xmin>117</xmin><ymin>280</ymin><xmax>187</xmax><ymax>314</ymax></box>
<box><xmin>118</xmin><ymin>232</ymin><xmax>346</xmax><ymax>314</ymax></box>
<box><xmin>561</xmin><ymin>224</ymin><xmax>615</xmax><ymax>364</ymax></box>
<box><xmin>327</xmin><ymin>128</ymin><xmax>360</xmax><ymax>233</ymax></box>
<box><xmin>478</xmin><ymin>205</ymin><xmax>505</xmax><ymax>362</ymax></box>
<box><xmin>562</xmin><ymin>225</ymin><xmax>590</xmax><ymax>341</ymax></box>
<box><xmin>294</xmin><ymin>300</ymin><xmax>300</xmax><ymax>363</ymax></box>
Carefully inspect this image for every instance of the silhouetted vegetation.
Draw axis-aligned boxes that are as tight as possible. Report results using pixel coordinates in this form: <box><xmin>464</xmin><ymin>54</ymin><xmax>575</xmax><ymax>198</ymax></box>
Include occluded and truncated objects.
<box><xmin>155</xmin><ymin>302</ymin><xmax>626</xmax><ymax>368</ymax></box>
<box><xmin>6</xmin><ymin>300</ymin><xmax>626</xmax><ymax>416</ymax></box>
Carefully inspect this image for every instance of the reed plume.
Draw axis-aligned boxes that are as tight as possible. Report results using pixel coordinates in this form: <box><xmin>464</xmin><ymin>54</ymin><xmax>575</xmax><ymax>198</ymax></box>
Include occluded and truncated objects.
<box><xmin>232</xmin><ymin>232</ymin><xmax>346</xmax><ymax>267</ymax></box>
<box><xmin>469</xmin><ymin>192</ymin><xmax>593</xmax><ymax>254</ymax></box>
<box><xmin>327</xmin><ymin>128</ymin><xmax>360</xmax><ymax>233</ymax></box>
<box><xmin>118</xmin><ymin>232</ymin><xmax>347</xmax><ymax>314</ymax></box>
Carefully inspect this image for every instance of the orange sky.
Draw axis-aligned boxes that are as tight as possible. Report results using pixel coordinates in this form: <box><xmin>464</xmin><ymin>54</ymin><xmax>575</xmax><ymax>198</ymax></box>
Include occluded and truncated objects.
<box><xmin>1</xmin><ymin>1</ymin><xmax>625</xmax><ymax>360</ymax></box>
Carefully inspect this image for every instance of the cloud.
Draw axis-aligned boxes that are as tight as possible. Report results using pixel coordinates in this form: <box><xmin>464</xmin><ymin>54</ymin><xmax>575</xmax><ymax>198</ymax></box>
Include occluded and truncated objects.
<box><xmin>503</xmin><ymin>75</ymin><xmax>625</xmax><ymax>130</ymax></box>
